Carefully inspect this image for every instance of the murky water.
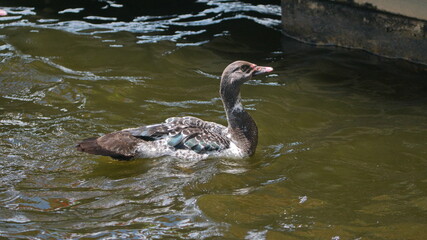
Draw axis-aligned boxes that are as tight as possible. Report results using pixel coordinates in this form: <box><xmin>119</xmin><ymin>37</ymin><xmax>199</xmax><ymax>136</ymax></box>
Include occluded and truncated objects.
<box><xmin>1</xmin><ymin>0</ymin><xmax>427</xmax><ymax>239</ymax></box>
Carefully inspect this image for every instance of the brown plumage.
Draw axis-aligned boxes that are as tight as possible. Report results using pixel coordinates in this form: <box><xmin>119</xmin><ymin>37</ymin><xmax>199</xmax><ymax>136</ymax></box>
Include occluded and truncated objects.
<box><xmin>77</xmin><ymin>132</ymin><xmax>140</xmax><ymax>160</ymax></box>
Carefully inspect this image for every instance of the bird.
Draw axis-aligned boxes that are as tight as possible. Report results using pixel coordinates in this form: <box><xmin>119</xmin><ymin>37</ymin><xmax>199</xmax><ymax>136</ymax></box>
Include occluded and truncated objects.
<box><xmin>76</xmin><ymin>60</ymin><xmax>273</xmax><ymax>160</ymax></box>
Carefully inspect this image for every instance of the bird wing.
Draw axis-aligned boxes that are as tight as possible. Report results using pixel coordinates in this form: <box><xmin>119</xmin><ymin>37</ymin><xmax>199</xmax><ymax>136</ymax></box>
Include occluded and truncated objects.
<box><xmin>164</xmin><ymin>116</ymin><xmax>227</xmax><ymax>135</ymax></box>
<box><xmin>167</xmin><ymin>127</ymin><xmax>230</xmax><ymax>154</ymax></box>
<box><xmin>124</xmin><ymin>116</ymin><xmax>230</xmax><ymax>153</ymax></box>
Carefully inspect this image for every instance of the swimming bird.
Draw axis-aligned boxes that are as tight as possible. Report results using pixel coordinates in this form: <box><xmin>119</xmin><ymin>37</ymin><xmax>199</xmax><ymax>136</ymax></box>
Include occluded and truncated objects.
<box><xmin>77</xmin><ymin>60</ymin><xmax>273</xmax><ymax>160</ymax></box>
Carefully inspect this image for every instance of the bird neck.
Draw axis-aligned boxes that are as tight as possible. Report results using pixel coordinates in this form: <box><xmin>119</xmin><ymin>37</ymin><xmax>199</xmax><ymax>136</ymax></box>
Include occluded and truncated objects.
<box><xmin>220</xmin><ymin>83</ymin><xmax>258</xmax><ymax>155</ymax></box>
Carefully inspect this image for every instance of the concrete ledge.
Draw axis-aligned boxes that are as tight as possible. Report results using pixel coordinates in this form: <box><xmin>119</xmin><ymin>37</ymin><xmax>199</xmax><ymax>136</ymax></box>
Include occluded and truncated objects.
<box><xmin>281</xmin><ymin>0</ymin><xmax>427</xmax><ymax>64</ymax></box>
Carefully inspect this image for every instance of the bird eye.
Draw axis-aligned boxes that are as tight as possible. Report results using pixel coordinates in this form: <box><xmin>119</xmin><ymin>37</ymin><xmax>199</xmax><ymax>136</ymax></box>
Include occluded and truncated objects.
<box><xmin>240</xmin><ymin>65</ymin><xmax>250</xmax><ymax>72</ymax></box>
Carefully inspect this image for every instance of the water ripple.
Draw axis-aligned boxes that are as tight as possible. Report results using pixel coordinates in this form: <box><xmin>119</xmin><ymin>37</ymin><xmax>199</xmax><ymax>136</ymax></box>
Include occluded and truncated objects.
<box><xmin>0</xmin><ymin>0</ymin><xmax>281</xmax><ymax>45</ymax></box>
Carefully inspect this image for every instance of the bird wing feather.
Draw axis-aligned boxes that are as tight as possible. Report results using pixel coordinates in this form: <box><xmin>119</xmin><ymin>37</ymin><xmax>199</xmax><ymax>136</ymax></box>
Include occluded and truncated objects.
<box><xmin>124</xmin><ymin>116</ymin><xmax>229</xmax><ymax>154</ymax></box>
<box><xmin>167</xmin><ymin>127</ymin><xmax>230</xmax><ymax>153</ymax></box>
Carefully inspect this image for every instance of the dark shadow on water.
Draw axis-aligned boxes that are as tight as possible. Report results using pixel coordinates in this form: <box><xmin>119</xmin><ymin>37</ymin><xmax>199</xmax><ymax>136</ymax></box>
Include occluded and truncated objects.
<box><xmin>2</xmin><ymin>0</ymin><xmax>207</xmax><ymax>21</ymax></box>
<box><xmin>279</xmin><ymin>35</ymin><xmax>427</xmax><ymax>104</ymax></box>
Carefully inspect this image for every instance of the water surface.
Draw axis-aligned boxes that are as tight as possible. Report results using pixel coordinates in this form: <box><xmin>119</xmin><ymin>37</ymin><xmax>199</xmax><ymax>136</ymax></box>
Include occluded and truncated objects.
<box><xmin>1</xmin><ymin>0</ymin><xmax>427</xmax><ymax>239</ymax></box>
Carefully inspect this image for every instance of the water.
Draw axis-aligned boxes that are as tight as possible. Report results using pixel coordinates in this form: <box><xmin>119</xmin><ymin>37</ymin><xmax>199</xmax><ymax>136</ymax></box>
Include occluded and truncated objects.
<box><xmin>1</xmin><ymin>0</ymin><xmax>427</xmax><ymax>239</ymax></box>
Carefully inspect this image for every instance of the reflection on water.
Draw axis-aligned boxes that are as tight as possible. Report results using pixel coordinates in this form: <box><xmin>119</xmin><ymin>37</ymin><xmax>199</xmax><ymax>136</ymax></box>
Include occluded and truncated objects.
<box><xmin>1</xmin><ymin>0</ymin><xmax>427</xmax><ymax>239</ymax></box>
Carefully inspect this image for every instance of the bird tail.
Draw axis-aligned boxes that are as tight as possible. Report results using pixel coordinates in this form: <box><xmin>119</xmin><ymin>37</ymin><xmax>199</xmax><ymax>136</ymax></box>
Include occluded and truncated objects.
<box><xmin>76</xmin><ymin>137</ymin><xmax>133</xmax><ymax>160</ymax></box>
<box><xmin>76</xmin><ymin>137</ymin><xmax>100</xmax><ymax>154</ymax></box>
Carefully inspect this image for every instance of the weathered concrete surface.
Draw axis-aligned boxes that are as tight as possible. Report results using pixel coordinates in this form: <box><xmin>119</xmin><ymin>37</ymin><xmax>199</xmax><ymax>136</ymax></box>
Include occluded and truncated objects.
<box><xmin>281</xmin><ymin>0</ymin><xmax>427</xmax><ymax>64</ymax></box>
<box><xmin>354</xmin><ymin>0</ymin><xmax>427</xmax><ymax>21</ymax></box>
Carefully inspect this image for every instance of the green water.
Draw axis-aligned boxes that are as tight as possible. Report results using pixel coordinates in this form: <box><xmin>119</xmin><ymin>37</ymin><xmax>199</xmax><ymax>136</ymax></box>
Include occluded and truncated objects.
<box><xmin>1</xmin><ymin>1</ymin><xmax>427</xmax><ymax>239</ymax></box>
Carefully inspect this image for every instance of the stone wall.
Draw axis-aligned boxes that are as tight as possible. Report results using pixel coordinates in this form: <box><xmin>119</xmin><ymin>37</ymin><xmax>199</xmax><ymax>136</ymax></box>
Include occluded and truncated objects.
<box><xmin>281</xmin><ymin>0</ymin><xmax>427</xmax><ymax>64</ymax></box>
